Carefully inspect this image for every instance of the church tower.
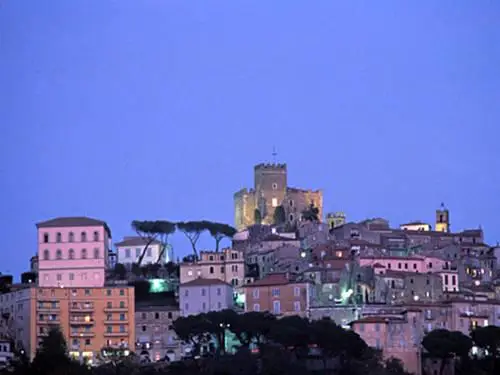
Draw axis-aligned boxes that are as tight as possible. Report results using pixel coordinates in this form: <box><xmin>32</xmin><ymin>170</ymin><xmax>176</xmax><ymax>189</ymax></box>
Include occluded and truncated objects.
<box><xmin>435</xmin><ymin>203</ymin><xmax>450</xmax><ymax>233</ymax></box>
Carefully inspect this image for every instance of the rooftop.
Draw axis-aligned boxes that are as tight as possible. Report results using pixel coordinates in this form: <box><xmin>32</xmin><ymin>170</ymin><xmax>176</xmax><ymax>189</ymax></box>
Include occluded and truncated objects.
<box><xmin>115</xmin><ymin>236</ymin><xmax>161</xmax><ymax>247</ymax></box>
<box><xmin>36</xmin><ymin>216</ymin><xmax>111</xmax><ymax>237</ymax></box>
<box><xmin>180</xmin><ymin>278</ymin><xmax>232</xmax><ymax>288</ymax></box>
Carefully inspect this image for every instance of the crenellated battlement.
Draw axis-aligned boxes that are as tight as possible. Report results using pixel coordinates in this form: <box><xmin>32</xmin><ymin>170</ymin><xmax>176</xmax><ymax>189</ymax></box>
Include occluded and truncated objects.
<box><xmin>254</xmin><ymin>163</ymin><xmax>287</xmax><ymax>170</ymax></box>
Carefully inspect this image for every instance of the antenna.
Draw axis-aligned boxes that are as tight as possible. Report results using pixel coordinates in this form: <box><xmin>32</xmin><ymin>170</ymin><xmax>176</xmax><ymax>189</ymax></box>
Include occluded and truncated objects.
<box><xmin>272</xmin><ymin>146</ymin><xmax>277</xmax><ymax>163</ymax></box>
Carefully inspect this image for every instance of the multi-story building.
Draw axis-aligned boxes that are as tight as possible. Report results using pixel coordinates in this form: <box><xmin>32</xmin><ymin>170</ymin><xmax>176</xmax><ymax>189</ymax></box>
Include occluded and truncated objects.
<box><xmin>179</xmin><ymin>249</ymin><xmax>245</xmax><ymax>287</ymax></box>
<box><xmin>0</xmin><ymin>286</ymin><xmax>135</xmax><ymax>362</ymax></box>
<box><xmin>243</xmin><ymin>273</ymin><xmax>312</xmax><ymax>317</ymax></box>
<box><xmin>115</xmin><ymin>237</ymin><xmax>164</xmax><ymax>266</ymax></box>
<box><xmin>234</xmin><ymin>163</ymin><xmax>323</xmax><ymax>230</ymax></box>
<box><xmin>36</xmin><ymin>217</ymin><xmax>112</xmax><ymax>288</ymax></box>
<box><xmin>179</xmin><ymin>278</ymin><xmax>233</xmax><ymax>316</ymax></box>
<box><xmin>135</xmin><ymin>301</ymin><xmax>181</xmax><ymax>362</ymax></box>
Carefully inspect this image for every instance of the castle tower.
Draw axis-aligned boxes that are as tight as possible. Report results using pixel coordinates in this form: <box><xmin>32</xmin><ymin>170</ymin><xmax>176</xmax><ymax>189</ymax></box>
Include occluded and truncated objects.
<box><xmin>326</xmin><ymin>212</ymin><xmax>346</xmax><ymax>229</ymax></box>
<box><xmin>254</xmin><ymin>163</ymin><xmax>287</xmax><ymax>224</ymax></box>
<box><xmin>435</xmin><ymin>203</ymin><xmax>450</xmax><ymax>233</ymax></box>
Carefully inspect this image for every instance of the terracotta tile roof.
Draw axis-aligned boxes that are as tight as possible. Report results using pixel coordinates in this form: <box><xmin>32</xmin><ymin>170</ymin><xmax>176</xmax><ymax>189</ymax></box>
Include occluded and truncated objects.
<box><xmin>244</xmin><ymin>273</ymin><xmax>308</xmax><ymax>287</ymax></box>
<box><xmin>36</xmin><ymin>216</ymin><xmax>111</xmax><ymax>237</ymax></box>
<box><xmin>115</xmin><ymin>236</ymin><xmax>161</xmax><ymax>247</ymax></box>
<box><xmin>351</xmin><ymin>316</ymin><xmax>402</xmax><ymax>324</ymax></box>
<box><xmin>180</xmin><ymin>278</ymin><xmax>232</xmax><ymax>287</ymax></box>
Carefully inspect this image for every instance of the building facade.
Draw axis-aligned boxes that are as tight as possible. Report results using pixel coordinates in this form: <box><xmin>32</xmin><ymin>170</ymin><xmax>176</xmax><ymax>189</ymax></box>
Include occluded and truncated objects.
<box><xmin>179</xmin><ymin>278</ymin><xmax>233</xmax><ymax>316</ymax></box>
<box><xmin>135</xmin><ymin>302</ymin><xmax>181</xmax><ymax>362</ymax></box>
<box><xmin>1</xmin><ymin>286</ymin><xmax>135</xmax><ymax>362</ymax></box>
<box><xmin>36</xmin><ymin>217</ymin><xmax>112</xmax><ymax>288</ymax></box>
<box><xmin>115</xmin><ymin>237</ymin><xmax>163</xmax><ymax>265</ymax></box>
<box><xmin>234</xmin><ymin>163</ymin><xmax>323</xmax><ymax>230</ymax></box>
<box><xmin>243</xmin><ymin>273</ymin><xmax>312</xmax><ymax>317</ymax></box>
<box><xmin>179</xmin><ymin>249</ymin><xmax>246</xmax><ymax>287</ymax></box>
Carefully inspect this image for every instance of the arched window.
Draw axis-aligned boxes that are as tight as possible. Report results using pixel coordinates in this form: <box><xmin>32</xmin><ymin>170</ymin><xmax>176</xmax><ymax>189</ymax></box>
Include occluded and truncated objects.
<box><xmin>68</xmin><ymin>249</ymin><xmax>75</xmax><ymax>260</ymax></box>
<box><xmin>93</xmin><ymin>231</ymin><xmax>99</xmax><ymax>241</ymax></box>
<box><xmin>81</xmin><ymin>249</ymin><xmax>87</xmax><ymax>259</ymax></box>
<box><xmin>43</xmin><ymin>250</ymin><xmax>50</xmax><ymax>260</ymax></box>
<box><xmin>68</xmin><ymin>232</ymin><xmax>74</xmax><ymax>242</ymax></box>
<box><xmin>56</xmin><ymin>233</ymin><xmax>62</xmax><ymax>243</ymax></box>
<box><xmin>56</xmin><ymin>249</ymin><xmax>62</xmax><ymax>260</ymax></box>
<box><xmin>81</xmin><ymin>232</ymin><xmax>87</xmax><ymax>242</ymax></box>
<box><xmin>94</xmin><ymin>248</ymin><xmax>100</xmax><ymax>259</ymax></box>
<box><xmin>43</xmin><ymin>233</ymin><xmax>49</xmax><ymax>243</ymax></box>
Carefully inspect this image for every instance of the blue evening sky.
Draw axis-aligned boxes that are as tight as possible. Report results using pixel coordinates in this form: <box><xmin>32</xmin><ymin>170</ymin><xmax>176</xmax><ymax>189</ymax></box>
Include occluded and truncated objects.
<box><xmin>1</xmin><ymin>1</ymin><xmax>499</xmax><ymax>277</ymax></box>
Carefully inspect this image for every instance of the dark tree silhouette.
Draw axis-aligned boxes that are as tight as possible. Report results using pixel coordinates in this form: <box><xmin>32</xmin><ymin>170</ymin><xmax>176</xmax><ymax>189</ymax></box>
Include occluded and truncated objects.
<box><xmin>206</xmin><ymin>222</ymin><xmax>237</xmax><ymax>252</ymax></box>
<box><xmin>273</xmin><ymin>205</ymin><xmax>286</xmax><ymax>225</ymax></box>
<box><xmin>176</xmin><ymin>221</ymin><xmax>210</xmax><ymax>258</ymax></box>
<box><xmin>113</xmin><ymin>263</ymin><xmax>127</xmax><ymax>280</ymax></box>
<box><xmin>131</xmin><ymin>220</ymin><xmax>176</xmax><ymax>265</ymax></box>
<box><xmin>254</xmin><ymin>209</ymin><xmax>262</xmax><ymax>224</ymax></box>
<box><xmin>471</xmin><ymin>325</ymin><xmax>500</xmax><ymax>373</ymax></box>
<box><xmin>302</xmin><ymin>203</ymin><xmax>320</xmax><ymax>222</ymax></box>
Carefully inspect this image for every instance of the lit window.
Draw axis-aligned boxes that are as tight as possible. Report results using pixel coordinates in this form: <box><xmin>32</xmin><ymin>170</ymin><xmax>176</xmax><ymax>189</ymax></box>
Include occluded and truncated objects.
<box><xmin>272</xmin><ymin>198</ymin><xmax>278</xmax><ymax>207</ymax></box>
<box><xmin>273</xmin><ymin>300</ymin><xmax>280</xmax><ymax>314</ymax></box>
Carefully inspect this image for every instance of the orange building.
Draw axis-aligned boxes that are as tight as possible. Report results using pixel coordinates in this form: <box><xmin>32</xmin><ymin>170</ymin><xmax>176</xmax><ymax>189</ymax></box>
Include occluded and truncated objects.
<box><xmin>243</xmin><ymin>273</ymin><xmax>312</xmax><ymax>317</ymax></box>
<box><xmin>0</xmin><ymin>286</ymin><xmax>135</xmax><ymax>363</ymax></box>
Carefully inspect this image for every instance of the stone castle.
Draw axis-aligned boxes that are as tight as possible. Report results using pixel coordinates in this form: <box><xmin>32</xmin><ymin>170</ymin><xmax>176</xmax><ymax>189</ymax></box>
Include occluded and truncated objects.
<box><xmin>234</xmin><ymin>163</ymin><xmax>323</xmax><ymax>230</ymax></box>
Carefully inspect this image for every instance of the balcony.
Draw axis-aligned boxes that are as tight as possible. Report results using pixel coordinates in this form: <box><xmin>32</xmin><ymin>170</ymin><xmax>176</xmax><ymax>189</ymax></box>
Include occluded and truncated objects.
<box><xmin>104</xmin><ymin>306</ymin><xmax>128</xmax><ymax>313</ymax></box>
<box><xmin>105</xmin><ymin>319</ymin><xmax>128</xmax><ymax>325</ymax></box>
<box><xmin>69</xmin><ymin>331</ymin><xmax>95</xmax><ymax>338</ymax></box>
<box><xmin>70</xmin><ymin>318</ymin><xmax>95</xmax><ymax>326</ymax></box>
<box><xmin>37</xmin><ymin>305</ymin><xmax>59</xmax><ymax>312</ymax></box>
<box><xmin>37</xmin><ymin>319</ymin><xmax>60</xmax><ymax>325</ymax></box>
<box><xmin>104</xmin><ymin>331</ymin><xmax>129</xmax><ymax>337</ymax></box>
<box><xmin>70</xmin><ymin>304</ymin><xmax>94</xmax><ymax>313</ymax></box>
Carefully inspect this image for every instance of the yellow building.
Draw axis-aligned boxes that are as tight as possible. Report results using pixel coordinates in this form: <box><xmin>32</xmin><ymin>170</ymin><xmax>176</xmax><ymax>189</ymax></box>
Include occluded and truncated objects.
<box><xmin>234</xmin><ymin>163</ymin><xmax>323</xmax><ymax>230</ymax></box>
<box><xmin>435</xmin><ymin>203</ymin><xmax>450</xmax><ymax>233</ymax></box>
<box><xmin>400</xmin><ymin>221</ymin><xmax>432</xmax><ymax>231</ymax></box>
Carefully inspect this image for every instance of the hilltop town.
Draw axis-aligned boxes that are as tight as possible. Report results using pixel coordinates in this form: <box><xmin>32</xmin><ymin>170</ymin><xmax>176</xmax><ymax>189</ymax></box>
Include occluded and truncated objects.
<box><xmin>0</xmin><ymin>162</ymin><xmax>499</xmax><ymax>375</ymax></box>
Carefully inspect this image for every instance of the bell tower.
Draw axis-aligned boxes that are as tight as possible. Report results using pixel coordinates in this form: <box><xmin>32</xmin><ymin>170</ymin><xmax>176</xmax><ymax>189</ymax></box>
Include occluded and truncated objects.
<box><xmin>435</xmin><ymin>203</ymin><xmax>450</xmax><ymax>233</ymax></box>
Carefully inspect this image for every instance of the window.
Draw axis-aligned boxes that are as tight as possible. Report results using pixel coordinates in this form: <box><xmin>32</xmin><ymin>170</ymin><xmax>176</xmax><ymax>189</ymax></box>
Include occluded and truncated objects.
<box><xmin>68</xmin><ymin>232</ymin><xmax>74</xmax><ymax>242</ymax></box>
<box><xmin>56</xmin><ymin>274</ymin><xmax>62</xmax><ymax>281</ymax></box>
<box><xmin>202</xmin><ymin>302</ymin><xmax>206</xmax><ymax>311</ymax></box>
<box><xmin>56</xmin><ymin>249</ymin><xmax>62</xmax><ymax>260</ymax></box>
<box><xmin>142</xmin><ymin>325</ymin><xmax>146</xmax><ymax>332</ymax></box>
<box><xmin>85</xmin><ymin>289</ymin><xmax>90</xmax><ymax>296</ymax></box>
<box><xmin>107</xmin><ymin>326</ymin><xmax>112</xmax><ymax>333</ymax></box>
<box><xmin>81</xmin><ymin>249</ymin><xmax>87</xmax><ymax>259</ymax></box>
<box><xmin>201</xmin><ymin>289</ymin><xmax>206</xmax><ymax>297</ymax></box>
<box><xmin>231</xmin><ymin>265</ymin><xmax>238</xmax><ymax>272</ymax></box>
<box><xmin>43</xmin><ymin>250</ymin><xmax>50</xmax><ymax>260</ymax></box>
<box><xmin>273</xmin><ymin>300</ymin><xmax>280</xmax><ymax>314</ymax></box>
<box><xmin>253</xmin><ymin>289</ymin><xmax>259</xmax><ymax>299</ymax></box>
<box><xmin>119</xmin><ymin>301</ymin><xmax>125</xmax><ymax>308</ymax></box>
<box><xmin>119</xmin><ymin>289</ymin><xmax>124</xmax><ymax>296</ymax></box>
<box><xmin>81</xmin><ymin>232</ymin><xmax>87</xmax><ymax>242</ymax></box>
<box><xmin>155</xmin><ymin>313</ymin><xmax>159</xmax><ymax>319</ymax></box>
<box><xmin>146</xmin><ymin>248</ymin><xmax>152</xmax><ymax>257</ymax></box>
<box><xmin>107</xmin><ymin>302</ymin><xmax>112</xmax><ymax>308</ymax></box>
<box><xmin>220</xmin><ymin>266</ymin><xmax>225</xmax><ymax>274</ymax></box>
<box><xmin>398</xmin><ymin>263</ymin><xmax>402</xmax><ymax>269</ymax></box>
<box><xmin>184</xmin><ymin>303</ymin><xmax>189</xmax><ymax>311</ymax></box>
<box><xmin>289</xmin><ymin>214</ymin><xmax>294</xmax><ymax>221</ymax></box>
<box><xmin>119</xmin><ymin>325</ymin><xmax>125</xmax><ymax>333</ymax></box>
<box><xmin>272</xmin><ymin>288</ymin><xmax>280</xmax><ymax>297</ymax></box>
<box><xmin>294</xmin><ymin>287</ymin><xmax>300</xmax><ymax>297</ymax></box>
<box><xmin>184</xmin><ymin>290</ymin><xmax>189</xmax><ymax>297</ymax></box>
<box><xmin>444</xmin><ymin>275</ymin><xmax>449</xmax><ymax>285</ymax></box>
<box><xmin>69</xmin><ymin>273</ymin><xmax>74</xmax><ymax>281</ymax></box>
<box><xmin>125</xmin><ymin>249</ymin><xmax>131</xmax><ymax>258</ymax></box>
<box><xmin>106</xmin><ymin>289</ymin><xmax>112</xmax><ymax>296</ymax></box>
<box><xmin>135</xmin><ymin>248</ymin><xmax>141</xmax><ymax>257</ymax></box>
<box><xmin>253</xmin><ymin>303</ymin><xmax>260</xmax><ymax>311</ymax></box>
<box><xmin>93</xmin><ymin>231</ymin><xmax>99</xmax><ymax>241</ymax></box>
<box><xmin>217</xmin><ymin>288</ymin><xmax>221</xmax><ymax>296</ymax></box>
<box><xmin>289</xmin><ymin>200</ymin><xmax>294</xmax><ymax>207</ymax></box>
<box><xmin>413</xmin><ymin>263</ymin><xmax>417</xmax><ymax>269</ymax></box>
<box><xmin>56</xmin><ymin>232</ymin><xmax>62</xmax><ymax>243</ymax></box>
<box><xmin>404</xmin><ymin>263</ymin><xmax>408</xmax><ymax>269</ymax></box>
<box><xmin>43</xmin><ymin>233</ymin><xmax>49</xmax><ymax>243</ymax></box>
<box><xmin>452</xmin><ymin>275</ymin><xmax>456</xmax><ymax>285</ymax></box>
<box><xmin>209</xmin><ymin>267</ymin><xmax>214</xmax><ymax>274</ymax></box>
<box><xmin>428</xmin><ymin>262</ymin><xmax>433</xmax><ymax>269</ymax></box>
<box><xmin>231</xmin><ymin>252</ymin><xmax>238</xmax><ymax>259</ymax></box>
<box><xmin>294</xmin><ymin>301</ymin><xmax>301</xmax><ymax>312</ymax></box>
<box><xmin>272</xmin><ymin>183</ymin><xmax>278</xmax><ymax>190</ymax></box>
<box><xmin>68</xmin><ymin>249</ymin><xmax>75</xmax><ymax>259</ymax></box>
<box><xmin>272</xmin><ymin>198</ymin><xmax>278</xmax><ymax>207</ymax></box>
<box><xmin>167</xmin><ymin>312</ymin><xmax>172</xmax><ymax>319</ymax></box>
<box><xmin>217</xmin><ymin>302</ymin><xmax>222</xmax><ymax>309</ymax></box>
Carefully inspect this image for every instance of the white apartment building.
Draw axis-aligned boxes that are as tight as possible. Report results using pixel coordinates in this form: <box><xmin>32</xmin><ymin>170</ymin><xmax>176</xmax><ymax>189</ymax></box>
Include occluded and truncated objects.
<box><xmin>115</xmin><ymin>237</ymin><xmax>165</xmax><ymax>265</ymax></box>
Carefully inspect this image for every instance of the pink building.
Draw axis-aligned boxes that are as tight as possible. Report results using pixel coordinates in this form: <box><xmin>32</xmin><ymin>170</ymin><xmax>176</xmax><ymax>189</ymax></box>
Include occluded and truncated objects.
<box><xmin>36</xmin><ymin>217</ymin><xmax>111</xmax><ymax>288</ymax></box>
